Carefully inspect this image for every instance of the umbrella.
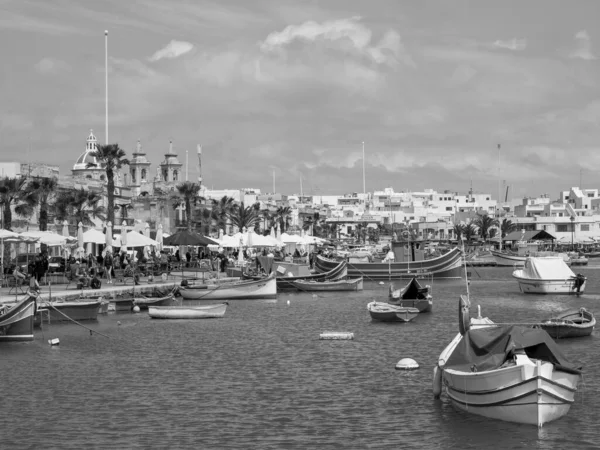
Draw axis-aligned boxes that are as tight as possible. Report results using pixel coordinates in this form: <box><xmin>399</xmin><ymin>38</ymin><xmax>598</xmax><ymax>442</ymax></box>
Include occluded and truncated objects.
<box><xmin>144</xmin><ymin>222</ymin><xmax>150</xmax><ymax>238</ymax></box>
<box><xmin>77</xmin><ymin>222</ymin><xmax>85</xmax><ymax>258</ymax></box>
<box><xmin>156</xmin><ymin>224</ymin><xmax>163</xmax><ymax>251</ymax></box>
<box><xmin>238</xmin><ymin>236</ymin><xmax>244</xmax><ymax>262</ymax></box>
<box><xmin>247</xmin><ymin>228</ymin><xmax>254</xmax><ymax>248</ymax></box>
<box><xmin>83</xmin><ymin>228</ymin><xmax>106</xmax><ymax>244</ymax></box>
<box><xmin>276</xmin><ymin>222</ymin><xmax>281</xmax><ymax>241</ymax></box>
<box><xmin>105</xmin><ymin>221</ymin><xmax>113</xmax><ymax>254</ymax></box>
<box><xmin>120</xmin><ymin>221</ymin><xmax>128</xmax><ymax>252</ymax></box>
<box><xmin>163</xmin><ymin>230</ymin><xmax>218</xmax><ymax>246</ymax></box>
<box><xmin>62</xmin><ymin>220</ymin><xmax>69</xmax><ymax>238</ymax></box>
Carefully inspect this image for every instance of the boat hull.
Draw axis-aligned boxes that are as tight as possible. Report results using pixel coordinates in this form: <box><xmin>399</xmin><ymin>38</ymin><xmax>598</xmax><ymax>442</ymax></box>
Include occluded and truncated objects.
<box><xmin>367</xmin><ymin>302</ymin><xmax>420</xmax><ymax>322</ymax></box>
<box><xmin>180</xmin><ymin>275</ymin><xmax>277</xmax><ymax>300</ymax></box>
<box><xmin>512</xmin><ymin>273</ymin><xmax>586</xmax><ymax>294</ymax></box>
<box><xmin>133</xmin><ymin>295</ymin><xmax>177</xmax><ymax>310</ymax></box>
<box><xmin>0</xmin><ymin>296</ymin><xmax>37</xmax><ymax>341</ymax></box>
<box><xmin>110</xmin><ymin>298</ymin><xmax>134</xmax><ymax>312</ymax></box>
<box><xmin>149</xmin><ymin>303</ymin><xmax>227</xmax><ymax>319</ymax></box>
<box><xmin>538</xmin><ymin>308</ymin><xmax>595</xmax><ymax>339</ymax></box>
<box><xmin>443</xmin><ymin>361</ymin><xmax>580</xmax><ymax>426</ymax></box>
<box><xmin>39</xmin><ymin>301</ymin><xmax>101</xmax><ymax>322</ymax></box>
<box><xmin>289</xmin><ymin>277</ymin><xmax>363</xmax><ymax>292</ymax></box>
<box><xmin>315</xmin><ymin>248</ymin><xmax>463</xmax><ymax>280</ymax></box>
<box><xmin>491</xmin><ymin>250</ymin><xmax>526</xmax><ymax>267</ymax></box>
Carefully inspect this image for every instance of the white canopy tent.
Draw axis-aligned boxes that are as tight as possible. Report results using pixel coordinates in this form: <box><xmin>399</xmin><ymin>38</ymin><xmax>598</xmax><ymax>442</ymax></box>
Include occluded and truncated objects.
<box><xmin>82</xmin><ymin>228</ymin><xmax>106</xmax><ymax>244</ymax></box>
<box><xmin>113</xmin><ymin>230</ymin><xmax>159</xmax><ymax>248</ymax></box>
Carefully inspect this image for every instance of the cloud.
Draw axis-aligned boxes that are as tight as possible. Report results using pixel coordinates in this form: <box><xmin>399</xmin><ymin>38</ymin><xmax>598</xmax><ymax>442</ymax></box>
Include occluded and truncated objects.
<box><xmin>492</xmin><ymin>38</ymin><xmax>526</xmax><ymax>51</ymax></box>
<box><xmin>34</xmin><ymin>57</ymin><xmax>71</xmax><ymax>75</ymax></box>
<box><xmin>259</xmin><ymin>17</ymin><xmax>414</xmax><ymax>67</ymax></box>
<box><xmin>148</xmin><ymin>40</ymin><xmax>194</xmax><ymax>62</ymax></box>
<box><xmin>570</xmin><ymin>30</ymin><xmax>596</xmax><ymax>60</ymax></box>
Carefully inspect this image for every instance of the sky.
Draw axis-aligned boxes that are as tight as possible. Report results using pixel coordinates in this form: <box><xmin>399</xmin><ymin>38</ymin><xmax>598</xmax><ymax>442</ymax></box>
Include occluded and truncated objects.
<box><xmin>1</xmin><ymin>0</ymin><xmax>599</xmax><ymax>200</ymax></box>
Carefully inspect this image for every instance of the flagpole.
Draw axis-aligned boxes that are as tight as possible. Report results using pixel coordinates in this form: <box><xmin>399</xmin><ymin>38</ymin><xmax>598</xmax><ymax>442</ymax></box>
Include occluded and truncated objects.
<box><xmin>186</xmin><ymin>150</ymin><xmax>189</xmax><ymax>181</ymax></box>
<box><xmin>105</xmin><ymin>30</ymin><xmax>108</xmax><ymax>145</ymax></box>
<box><xmin>362</xmin><ymin>141</ymin><xmax>366</xmax><ymax>195</ymax></box>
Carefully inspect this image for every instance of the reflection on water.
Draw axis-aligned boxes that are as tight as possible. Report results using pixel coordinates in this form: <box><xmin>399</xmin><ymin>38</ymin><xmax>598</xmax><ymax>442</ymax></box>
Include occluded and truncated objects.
<box><xmin>1</xmin><ymin>267</ymin><xmax>598</xmax><ymax>449</ymax></box>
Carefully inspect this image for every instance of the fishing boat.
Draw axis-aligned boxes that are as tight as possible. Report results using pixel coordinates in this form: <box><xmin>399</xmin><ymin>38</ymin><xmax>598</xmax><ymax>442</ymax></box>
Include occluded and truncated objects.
<box><xmin>512</xmin><ymin>256</ymin><xmax>586</xmax><ymax>294</ymax></box>
<box><xmin>0</xmin><ymin>293</ymin><xmax>38</xmax><ymax>341</ymax></box>
<box><xmin>133</xmin><ymin>294</ymin><xmax>178</xmax><ymax>310</ymax></box>
<box><xmin>388</xmin><ymin>277</ymin><xmax>433</xmax><ymax>312</ymax></box>
<box><xmin>148</xmin><ymin>302</ymin><xmax>227</xmax><ymax>319</ymax></box>
<box><xmin>180</xmin><ymin>273</ymin><xmax>277</xmax><ymax>300</ymax></box>
<box><xmin>568</xmin><ymin>253</ymin><xmax>589</xmax><ymax>266</ymax></box>
<box><xmin>314</xmin><ymin>247</ymin><xmax>463</xmax><ymax>280</ymax></box>
<box><xmin>367</xmin><ymin>302</ymin><xmax>419</xmax><ymax>322</ymax></box>
<box><xmin>109</xmin><ymin>297</ymin><xmax>134</xmax><ymax>312</ymax></box>
<box><xmin>537</xmin><ymin>308</ymin><xmax>595</xmax><ymax>339</ymax></box>
<box><xmin>433</xmin><ymin>296</ymin><xmax>582</xmax><ymax>427</ymax></box>
<box><xmin>288</xmin><ymin>277</ymin><xmax>363</xmax><ymax>292</ymax></box>
<box><xmin>244</xmin><ymin>261</ymin><xmax>347</xmax><ymax>290</ymax></box>
<box><xmin>490</xmin><ymin>249</ymin><xmax>527</xmax><ymax>267</ymax></box>
<box><xmin>38</xmin><ymin>300</ymin><xmax>101</xmax><ymax>322</ymax></box>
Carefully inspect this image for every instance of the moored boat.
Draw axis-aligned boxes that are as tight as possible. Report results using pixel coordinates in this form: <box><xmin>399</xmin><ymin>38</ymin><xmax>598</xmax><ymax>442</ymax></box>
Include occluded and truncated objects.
<box><xmin>433</xmin><ymin>296</ymin><xmax>582</xmax><ymax>427</ymax></box>
<box><xmin>148</xmin><ymin>302</ymin><xmax>227</xmax><ymax>319</ymax></box>
<box><xmin>288</xmin><ymin>277</ymin><xmax>363</xmax><ymax>292</ymax></box>
<box><xmin>133</xmin><ymin>293</ymin><xmax>178</xmax><ymax>310</ymax></box>
<box><xmin>109</xmin><ymin>298</ymin><xmax>134</xmax><ymax>312</ymax></box>
<box><xmin>314</xmin><ymin>248</ymin><xmax>463</xmax><ymax>280</ymax></box>
<box><xmin>512</xmin><ymin>257</ymin><xmax>586</xmax><ymax>294</ymax></box>
<box><xmin>245</xmin><ymin>261</ymin><xmax>347</xmax><ymax>290</ymax></box>
<box><xmin>39</xmin><ymin>300</ymin><xmax>101</xmax><ymax>322</ymax></box>
<box><xmin>388</xmin><ymin>277</ymin><xmax>433</xmax><ymax>312</ymax></box>
<box><xmin>537</xmin><ymin>308</ymin><xmax>595</xmax><ymax>339</ymax></box>
<box><xmin>0</xmin><ymin>293</ymin><xmax>38</xmax><ymax>341</ymax></box>
<box><xmin>180</xmin><ymin>273</ymin><xmax>277</xmax><ymax>300</ymax></box>
<box><xmin>367</xmin><ymin>302</ymin><xmax>419</xmax><ymax>322</ymax></box>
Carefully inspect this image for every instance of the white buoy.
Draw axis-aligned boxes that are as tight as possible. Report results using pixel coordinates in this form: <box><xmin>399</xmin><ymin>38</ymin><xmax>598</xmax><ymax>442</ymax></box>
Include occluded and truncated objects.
<box><xmin>48</xmin><ymin>338</ymin><xmax>60</xmax><ymax>346</ymax></box>
<box><xmin>379</xmin><ymin>281</ymin><xmax>384</xmax><ymax>285</ymax></box>
<box><xmin>117</xmin><ymin>321</ymin><xmax>122</xmax><ymax>326</ymax></box>
<box><xmin>133</xmin><ymin>305</ymin><xmax>141</xmax><ymax>313</ymax></box>
<box><xmin>287</xmin><ymin>300</ymin><xmax>290</xmax><ymax>305</ymax></box>
<box><xmin>312</xmin><ymin>294</ymin><xmax>317</xmax><ymax>299</ymax></box>
<box><xmin>319</xmin><ymin>332</ymin><xmax>354</xmax><ymax>340</ymax></box>
<box><xmin>395</xmin><ymin>358</ymin><xmax>419</xmax><ymax>370</ymax></box>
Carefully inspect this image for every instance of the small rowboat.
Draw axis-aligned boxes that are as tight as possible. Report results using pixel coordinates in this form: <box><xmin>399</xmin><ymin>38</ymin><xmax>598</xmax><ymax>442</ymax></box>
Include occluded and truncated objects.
<box><xmin>537</xmin><ymin>308</ymin><xmax>595</xmax><ymax>339</ymax></box>
<box><xmin>180</xmin><ymin>273</ymin><xmax>276</xmax><ymax>300</ymax></box>
<box><xmin>288</xmin><ymin>277</ymin><xmax>363</xmax><ymax>292</ymax></box>
<box><xmin>367</xmin><ymin>301</ymin><xmax>420</xmax><ymax>322</ymax></box>
<box><xmin>148</xmin><ymin>302</ymin><xmax>228</xmax><ymax>319</ymax></box>
<box><xmin>133</xmin><ymin>294</ymin><xmax>177</xmax><ymax>309</ymax></box>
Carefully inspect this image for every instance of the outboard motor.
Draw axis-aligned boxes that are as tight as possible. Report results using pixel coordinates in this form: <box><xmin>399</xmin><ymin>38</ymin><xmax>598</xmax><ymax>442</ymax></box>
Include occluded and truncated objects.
<box><xmin>573</xmin><ymin>274</ymin><xmax>586</xmax><ymax>293</ymax></box>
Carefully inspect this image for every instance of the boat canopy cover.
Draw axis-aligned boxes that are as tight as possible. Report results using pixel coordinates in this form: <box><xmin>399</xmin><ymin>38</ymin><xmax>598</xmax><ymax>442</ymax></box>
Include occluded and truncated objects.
<box><xmin>444</xmin><ymin>325</ymin><xmax>582</xmax><ymax>374</ymax></box>
<box><xmin>400</xmin><ymin>277</ymin><xmax>429</xmax><ymax>299</ymax></box>
<box><xmin>520</xmin><ymin>256</ymin><xmax>575</xmax><ymax>280</ymax></box>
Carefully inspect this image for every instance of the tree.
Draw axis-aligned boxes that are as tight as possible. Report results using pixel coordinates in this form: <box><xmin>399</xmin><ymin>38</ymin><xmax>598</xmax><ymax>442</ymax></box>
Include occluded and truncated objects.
<box><xmin>54</xmin><ymin>188</ymin><xmax>106</xmax><ymax>228</ymax></box>
<box><xmin>472</xmin><ymin>213</ymin><xmax>499</xmax><ymax>241</ymax></box>
<box><xmin>453</xmin><ymin>223</ymin><xmax>464</xmax><ymax>241</ymax></box>
<box><xmin>463</xmin><ymin>223</ymin><xmax>477</xmax><ymax>242</ymax></box>
<box><xmin>210</xmin><ymin>195</ymin><xmax>236</xmax><ymax>234</ymax></box>
<box><xmin>29</xmin><ymin>177</ymin><xmax>58</xmax><ymax>231</ymax></box>
<box><xmin>87</xmin><ymin>143</ymin><xmax>129</xmax><ymax>227</ymax></box>
<box><xmin>0</xmin><ymin>177</ymin><xmax>37</xmax><ymax>230</ymax></box>
<box><xmin>275</xmin><ymin>206</ymin><xmax>292</xmax><ymax>231</ymax></box>
<box><xmin>228</xmin><ymin>202</ymin><xmax>260</xmax><ymax>231</ymax></box>
<box><xmin>172</xmin><ymin>181</ymin><xmax>202</xmax><ymax>231</ymax></box>
<box><xmin>500</xmin><ymin>218</ymin><xmax>518</xmax><ymax>239</ymax></box>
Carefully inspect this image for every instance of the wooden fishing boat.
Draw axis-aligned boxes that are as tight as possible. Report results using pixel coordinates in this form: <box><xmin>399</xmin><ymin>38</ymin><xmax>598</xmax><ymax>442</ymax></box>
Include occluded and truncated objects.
<box><xmin>537</xmin><ymin>308</ymin><xmax>595</xmax><ymax>339</ymax></box>
<box><xmin>314</xmin><ymin>248</ymin><xmax>463</xmax><ymax>280</ymax></box>
<box><xmin>0</xmin><ymin>293</ymin><xmax>38</xmax><ymax>341</ymax></box>
<box><xmin>367</xmin><ymin>302</ymin><xmax>419</xmax><ymax>322</ymax></box>
<box><xmin>512</xmin><ymin>257</ymin><xmax>586</xmax><ymax>294</ymax></box>
<box><xmin>180</xmin><ymin>273</ymin><xmax>277</xmax><ymax>300</ymax></box>
<box><xmin>133</xmin><ymin>294</ymin><xmax>177</xmax><ymax>310</ymax></box>
<box><xmin>148</xmin><ymin>302</ymin><xmax>227</xmax><ymax>319</ymax></box>
<box><xmin>288</xmin><ymin>277</ymin><xmax>363</xmax><ymax>292</ymax></box>
<box><xmin>244</xmin><ymin>261</ymin><xmax>348</xmax><ymax>290</ymax></box>
<box><xmin>388</xmin><ymin>277</ymin><xmax>433</xmax><ymax>312</ymax></box>
<box><xmin>38</xmin><ymin>300</ymin><xmax>101</xmax><ymax>322</ymax></box>
<box><xmin>109</xmin><ymin>297</ymin><xmax>134</xmax><ymax>312</ymax></box>
<box><xmin>490</xmin><ymin>249</ymin><xmax>527</xmax><ymax>267</ymax></box>
<box><xmin>433</xmin><ymin>296</ymin><xmax>582</xmax><ymax>427</ymax></box>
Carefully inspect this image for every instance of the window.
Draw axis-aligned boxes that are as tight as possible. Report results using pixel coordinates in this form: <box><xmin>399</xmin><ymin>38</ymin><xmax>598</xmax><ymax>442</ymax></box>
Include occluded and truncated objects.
<box><xmin>141</xmin><ymin>169</ymin><xmax>146</xmax><ymax>181</ymax></box>
<box><xmin>446</xmin><ymin>207</ymin><xmax>452</xmax><ymax>211</ymax></box>
<box><xmin>163</xmin><ymin>170</ymin><xmax>168</xmax><ymax>181</ymax></box>
<box><xmin>556</xmin><ymin>224</ymin><xmax>568</xmax><ymax>232</ymax></box>
<box><xmin>173</xmin><ymin>170</ymin><xmax>178</xmax><ymax>181</ymax></box>
<box><xmin>130</xmin><ymin>169</ymin><xmax>136</xmax><ymax>182</ymax></box>
<box><xmin>581</xmin><ymin>224</ymin><xmax>590</xmax><ymax>231</ymax></box>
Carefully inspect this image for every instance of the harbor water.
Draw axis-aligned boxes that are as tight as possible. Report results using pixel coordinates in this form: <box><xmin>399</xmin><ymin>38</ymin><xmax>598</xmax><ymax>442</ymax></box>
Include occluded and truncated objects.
<box><xmin>2</xmin><ymin>266</ymin><xmax>600</xmax><ymax>449</ymax></box>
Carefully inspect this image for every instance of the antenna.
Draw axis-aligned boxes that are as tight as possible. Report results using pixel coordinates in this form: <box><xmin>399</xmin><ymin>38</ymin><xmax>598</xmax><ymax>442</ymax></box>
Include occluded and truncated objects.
<box><xmin>185</xmin><ymin>149</ymin><xmax>189</xmax><ymax>181</ymax></box>
<box><xmin>272</xmin><ymin>170</ymin><xmax>275</xmax><ymax>193</ymax></box>
<box><xmin>105</xmin><ymin>30</ymin><xmax>109</xmax><ymax>145</ymax></box>
<box><xmin>300</xmin><ymin>173</ymin><xmax>303</xmax><ymax>198</ymax></box>
<box><xmin>362</xmin><ymin>141</ymin><xmax>366</xmax><ymax>195</ymax></box>
<box><xmin>197</xmin><ymin>144</ymin><xmax>202</xmax><ymax>186</ymax></box>
<box><xmin>497</xmin><ymin>143</ymin><xmax>501</xmax><ymax>217</ymax></box>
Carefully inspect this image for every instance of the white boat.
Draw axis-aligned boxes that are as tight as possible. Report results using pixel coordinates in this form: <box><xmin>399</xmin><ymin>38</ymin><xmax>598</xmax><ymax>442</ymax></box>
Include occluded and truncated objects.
<box><xmin>148</xmin><ymin>302</ymin><xmax>227</xmax><ymax>319</ymax></box>
<box><xmin>433</xmin><ymin>296</ymin><xmax>582</xmax><ymax>427</ymax></box>
<box><xmin>490</xmin><ymin>249</ymin><xmax>527</xmax><ymax>267</ymax></box>
<box><xmin>367</xmin><ymin>302</ymin><xmax>419</xmax><ymax>322</ymax></box>
<box><xmin>512</xmin><ymin>256</ymin><xmax>586</xmax><ymax>294</ymax></box>
<box><xmin>179</xmin><ymin>273</ymin><xmax>277</xmax><ymax>300</ymax></box>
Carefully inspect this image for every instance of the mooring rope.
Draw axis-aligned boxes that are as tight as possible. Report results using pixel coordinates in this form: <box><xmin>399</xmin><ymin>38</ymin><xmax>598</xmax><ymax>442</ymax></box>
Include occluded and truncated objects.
<box><xmin>43</xmin><ymin>302</ymin><xmax>111</xmax><ymax>339</ymax></box>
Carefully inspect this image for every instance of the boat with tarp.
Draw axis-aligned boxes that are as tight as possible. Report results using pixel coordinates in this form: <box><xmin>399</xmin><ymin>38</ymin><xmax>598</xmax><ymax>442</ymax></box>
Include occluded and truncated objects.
<box><xmin>512</xmin><ymin>256</ymin><xmax>586</xmax><ymax>294</ymax></box>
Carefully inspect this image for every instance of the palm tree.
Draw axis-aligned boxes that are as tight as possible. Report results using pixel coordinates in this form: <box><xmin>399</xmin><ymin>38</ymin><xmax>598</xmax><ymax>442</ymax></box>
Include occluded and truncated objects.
<box><xmin>453</xmin><ymin>223</ymin><xmax>464</xmax><ymax>241</ymax></box>
<box><xmin>0</xmin><ymin>177</ymin><xmax>38</xmax><ymax>230</ymax></box>
<box><xmin>116</xmin><ymin>203</ymin><xmax>133</xmax><ymax>223</ymax></box>
<box><xmin>500</xmin><ymin>218</ymin><xmax>518</xmax><ymax>239</ymax></box>
<box><xmin>172</xmin><ymin>181</ymin><xmax>202</xmax><ymax>231</ymax></box>
<box><xmin>463</xmin><ymin>223</ymin><xmax>477</xmax><ymax>242</ymax></box>
<box><xmin>210</xmin><ymin>195</ymin><xmax>236</xmax><ymax>234</ymax></box>
<box><xmin>54</xmin><ymin>188</ymin><xmax>106</xmax><ymax>228</ymax></box>
<box><xmin>228</xmin><ymin>202</ymin><xmax>260</xmax><ymax>231</ymax></box>
<box><xmin>276</xmin><ymin>206</ymin><xmax>292</xmax><ymax>231</ymax></box>
<box><xmin>472</xmin><ymin>213</ymin><xmax>499</xmax><ymax>241</ymax></box>
<box><xmin>87</xmin><ymin>143</ymin><xmax>129</xmax><ymax>226</ymax></box>
<box><xmin>28</xmin><ymin>177</ymin><xmax>58</xmax><ymax>231</ymax></box>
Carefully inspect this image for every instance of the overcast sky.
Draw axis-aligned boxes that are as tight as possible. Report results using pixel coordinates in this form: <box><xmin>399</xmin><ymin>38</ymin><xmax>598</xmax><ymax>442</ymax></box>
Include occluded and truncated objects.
<box><xmin>1</xmin><ymin>0</ymin><xmax>599</xmax><ymax>199</ymax></box>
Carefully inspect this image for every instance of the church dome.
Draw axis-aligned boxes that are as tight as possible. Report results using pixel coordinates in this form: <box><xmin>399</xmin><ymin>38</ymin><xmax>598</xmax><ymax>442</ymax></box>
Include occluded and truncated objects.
<box><xmin>72</xmin><ymin>129</ymin><xmax>104</xmax><ymax>172</ymax></box>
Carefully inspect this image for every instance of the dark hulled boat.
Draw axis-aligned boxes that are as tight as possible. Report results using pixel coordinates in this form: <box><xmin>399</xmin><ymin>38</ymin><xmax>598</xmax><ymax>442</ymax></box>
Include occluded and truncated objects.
<box><xmin>388</xmin><ymin>277</ymin><xmax>433</xmax><ymax>312</ymax></box>
<box><xmin>538</xmin><ymin>308</ymin><xmax>595</xmax><ymax>339</ymax></box>
<box><xmin>0</xmin><ymin>294</ymin><xmax>38</xmax><ymax>341</ymax></box>
<box><xmin>244</xmin><ymin>261</ymin><xmax>347</xmax><ymax>290</ymax></box>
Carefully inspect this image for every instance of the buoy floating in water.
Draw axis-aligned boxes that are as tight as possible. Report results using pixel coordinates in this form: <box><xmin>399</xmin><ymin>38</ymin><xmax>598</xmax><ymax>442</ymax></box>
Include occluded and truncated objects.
<box><xmin>379</xmin><ymin>281</ymin><xmax>385</xmax><ymax>285</ymax></box>
<box><xmin>395</xmin><ymin>358</ymin><xmax>419</xmax><ymax>370</ymax></box>
<box><xmin>48</xmin><ymin>338</ymin><xmax>60</xmax><ymax>346</ymax></box>
<box><xmin>133</xmin><ymin>305</ymin><xmax>141</xmax><ymax>313</ymax></box>
<box><xmin>319</xmin><ymin>332</ymin><xmax>354</xmax><ymax>340</ymax></box>
<box><xmin>312</xmin><ymin>294</ymin><xmax>317</xmax><ymax>299</ymax></box>
<box><xmin>287</xmin><ymin>300</ymin><xmax>290</xmax><ymax>305</ymax></box>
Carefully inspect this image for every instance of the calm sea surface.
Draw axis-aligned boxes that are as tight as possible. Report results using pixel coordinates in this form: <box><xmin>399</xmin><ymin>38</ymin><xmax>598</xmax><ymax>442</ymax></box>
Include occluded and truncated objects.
<box><xmin>2</xmin><ymin>265</ymin><xmax>600</xmax><ymax>449</ymax></box>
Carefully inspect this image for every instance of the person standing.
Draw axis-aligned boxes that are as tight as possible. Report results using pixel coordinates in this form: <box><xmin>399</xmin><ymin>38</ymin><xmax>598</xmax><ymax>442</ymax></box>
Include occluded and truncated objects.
<box><xmin>104</xmin><ymin>251</ymin><xmax>113</xmax><ymax>284</ymax></box>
